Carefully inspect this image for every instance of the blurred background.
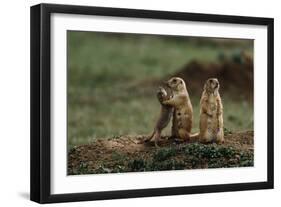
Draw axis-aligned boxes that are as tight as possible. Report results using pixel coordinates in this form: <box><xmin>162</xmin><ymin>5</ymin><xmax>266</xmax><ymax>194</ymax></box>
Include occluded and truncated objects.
<box><xmin>67</xmin><ymin>31</ymin><xmax>253</xmax><ymax>148</ymax></box>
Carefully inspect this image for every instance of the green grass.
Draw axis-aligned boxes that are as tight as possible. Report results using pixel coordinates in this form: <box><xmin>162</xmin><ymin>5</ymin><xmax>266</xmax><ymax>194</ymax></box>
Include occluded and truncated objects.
<box><xmin>69</xmin><ymin>143</ymin><xmax>253</xmax><ymax>174</ymax></box>
<box><xmin>67</xmin><ymin>31</ymin><xmax>253</xmax><ymax>148</ymax></box>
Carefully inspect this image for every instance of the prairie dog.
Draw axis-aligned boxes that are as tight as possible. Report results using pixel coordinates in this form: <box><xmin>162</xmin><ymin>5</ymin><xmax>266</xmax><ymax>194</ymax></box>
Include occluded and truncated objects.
<box><xmin>199</xmin><ymin>78</ymin><xmax>224</xmax><ymax>144</ymax></box>
<box><xmin>162</xmin><ymin>77</ymin><xmax>193</xmax><ymax>141</ymax></box>
<box><xmin>146</xmin><ymin>85</ymin><xmax>173</xmax><ymax>146</ymax></box>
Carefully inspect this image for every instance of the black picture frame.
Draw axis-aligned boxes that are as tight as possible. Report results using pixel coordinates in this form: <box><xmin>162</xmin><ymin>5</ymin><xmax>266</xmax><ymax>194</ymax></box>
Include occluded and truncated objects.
<box><xmin>30</xmin><ymin>3</ymin><xmax>274</xmax><ymax>204</ymax></box>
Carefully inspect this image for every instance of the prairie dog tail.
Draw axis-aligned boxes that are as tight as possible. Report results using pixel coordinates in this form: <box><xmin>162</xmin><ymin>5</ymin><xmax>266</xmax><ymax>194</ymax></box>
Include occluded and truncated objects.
<box><xmin>144</xmin><ymin>131</ymin><xmax>155</xmax><ymax>143</ymax></box>
<box><xmin>189</xmin><ymin>132</ymin><xmax>199</xmax><ymax>142</ymax></box>
<box><xmin>138</xmin><ymin>130</ymin><xmax>160</xmax><ymax>147</ymax></box>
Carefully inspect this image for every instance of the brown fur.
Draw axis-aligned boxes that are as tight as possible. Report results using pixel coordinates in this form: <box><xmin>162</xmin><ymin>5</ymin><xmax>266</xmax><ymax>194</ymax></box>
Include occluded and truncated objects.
<box><xmin>199</xmin><ymin>78</ymin><xmax>224</xmax><ymax>144</ymax></box>
<box><xmin>162</xmin><ymin>77</ymin><xmax>193</xmax><ymax>141</ymax></box>
<box><xmin>146</xmin><ymin>85</ymin><xmax>173</xmax><ymax>146</ymax></box>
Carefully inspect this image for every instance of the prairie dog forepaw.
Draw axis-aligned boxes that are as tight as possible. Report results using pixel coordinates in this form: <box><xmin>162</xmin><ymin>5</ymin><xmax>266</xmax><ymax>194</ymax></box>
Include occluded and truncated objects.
<box><xmin>157</xmin><ymin>87</ymin><xmax>167</xmax><ymax>97</ymax></box>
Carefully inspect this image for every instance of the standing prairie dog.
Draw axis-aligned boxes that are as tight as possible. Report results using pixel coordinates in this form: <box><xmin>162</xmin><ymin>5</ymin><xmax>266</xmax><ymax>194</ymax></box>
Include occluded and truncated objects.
<box><xmin>146</xmin><ymin>85</ymin><xmax>173</xmax><ymax>146</ymax></box>
<box><xmin>162</xmin><ymin>77</ymin><xmax>193</xmax><ymax>141</ymax></box>
<box><xmin>199</xmin><ymin>78</ymin><xmax>224</xmax><ymax>144</ymax></box>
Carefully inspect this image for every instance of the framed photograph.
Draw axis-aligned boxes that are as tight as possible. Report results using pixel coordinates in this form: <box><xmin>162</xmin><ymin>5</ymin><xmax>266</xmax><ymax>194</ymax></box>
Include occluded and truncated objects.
<box><xmin>30</xmin><ymin>3</ymin><xmax>274</xmax><ymax>203</ymax></box>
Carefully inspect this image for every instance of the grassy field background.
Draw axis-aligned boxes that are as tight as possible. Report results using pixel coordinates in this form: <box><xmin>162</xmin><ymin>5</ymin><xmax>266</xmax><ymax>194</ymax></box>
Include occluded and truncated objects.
<box><xmin>67</xmin><ymin>31</ymin><xmax>253</xmax><ymax>149</ymax></box>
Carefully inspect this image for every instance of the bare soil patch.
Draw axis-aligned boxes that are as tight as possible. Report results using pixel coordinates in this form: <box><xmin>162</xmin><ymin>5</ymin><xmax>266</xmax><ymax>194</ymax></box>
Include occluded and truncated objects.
<box><xmin>68</xmin><ymin>131</ymin><xmax>254</xmax><ymax>175</ymax></box>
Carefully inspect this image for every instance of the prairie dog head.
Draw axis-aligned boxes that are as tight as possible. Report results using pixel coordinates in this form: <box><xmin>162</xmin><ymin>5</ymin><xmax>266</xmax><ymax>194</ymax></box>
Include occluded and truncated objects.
<box><xmin>166</xmin><ymin>77</ymin><xmax>186</xmax><ymax>93</ymax></box>
<box><xmin>156</xmin><ymin>85</ymin><xmax>173</xmax><ymax>103</ymax></box>
<box><xmin>204</xmin><ymin>78</ymin><xmax>220</xmax><ymax>94</ymax></box>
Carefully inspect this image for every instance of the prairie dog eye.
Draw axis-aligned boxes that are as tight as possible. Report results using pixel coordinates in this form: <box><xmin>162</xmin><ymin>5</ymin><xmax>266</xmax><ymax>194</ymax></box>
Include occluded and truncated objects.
<box><xmin>172</xmin><ymin>79</ymin><xmax>177</xmax><ymax>84</ymax></box>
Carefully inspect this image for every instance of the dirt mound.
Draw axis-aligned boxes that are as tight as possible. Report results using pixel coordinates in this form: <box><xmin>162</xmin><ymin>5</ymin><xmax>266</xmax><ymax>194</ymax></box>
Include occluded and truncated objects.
<box><xmin>68</xmin><ymin>131</ymin><xmax>254</xmax><ymax>175</ymax></box>
<box><xmin>135</xmin><ymin>55</ymin><xmax>253</xmax><ymax>101</ymax></box>
<box><xmin>172</xmin><ymin>58</ymin><xmax>253</xmax><ymax>101</ymax></box>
